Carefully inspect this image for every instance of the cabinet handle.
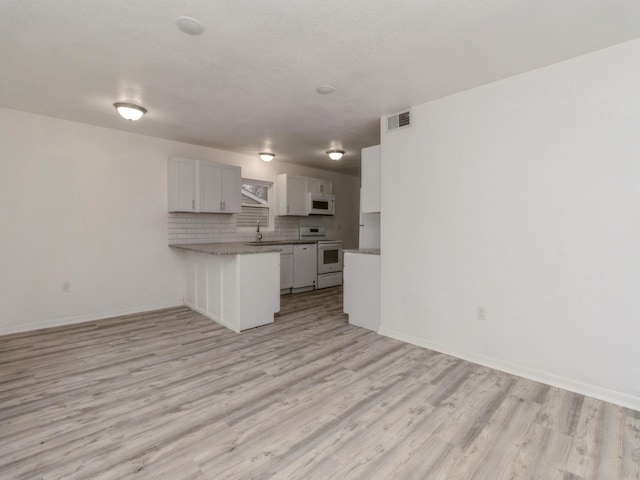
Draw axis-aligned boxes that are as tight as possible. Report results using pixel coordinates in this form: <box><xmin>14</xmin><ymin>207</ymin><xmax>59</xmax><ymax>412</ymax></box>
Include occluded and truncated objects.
<box><xmin>220</xmin><ymin>201</ymin><xmax>222</xmax><ymax>211</ymax></box>
<box><xmin>192</xmin><ymin>199</ymin><xmax>195</xmax><ymax>210</ymax></box>
<box><xmin>287</xmin><ymin>205</ymin><xmax>290</xmax><ymax>214</ymax></box>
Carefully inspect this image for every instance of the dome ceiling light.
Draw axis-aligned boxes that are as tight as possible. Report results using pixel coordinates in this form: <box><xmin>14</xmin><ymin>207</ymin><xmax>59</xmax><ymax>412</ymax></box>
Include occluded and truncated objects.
<box><xmin>259</xmin><ymin>152</ymin><xmax>275</xmax><ymax>162</ymax></box>
<box><xmin>113</xmin><ymin>102</ymin><xmax>147</xmax><ymax>121</ymax></box>
<box><xmin>315</xmin><ymin>85</ymin><xmax>335</xmax><ymax>95</ymax></box>
<box><xmin>326</xmin><ymin>149</ymin><xmax>345</xmax><ymax>161</ymax></box>
<box><xmin>175</xmin><ymin>16</ymin><xmax>205</xmax><ymax>35</ymax></box>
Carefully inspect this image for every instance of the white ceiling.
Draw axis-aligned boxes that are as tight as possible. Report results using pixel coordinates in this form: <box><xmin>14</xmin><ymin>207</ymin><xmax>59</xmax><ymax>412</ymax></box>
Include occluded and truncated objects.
<box><xmin>2</xmin><ymin>1</ymin><xmax>640</xmax><ymax>173</ymax></box>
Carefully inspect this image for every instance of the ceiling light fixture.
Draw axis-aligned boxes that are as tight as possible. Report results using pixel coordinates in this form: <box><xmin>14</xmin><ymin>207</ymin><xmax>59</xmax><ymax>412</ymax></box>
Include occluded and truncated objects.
<box><xmin>114</xmin><ymin>102</ymin><xmax>147</xmax><ymax>121</ymax></box>
<box><xmin>259</xmin><ymin>152</ymin><xmax>275</xmax><ymax>162</ymax></box>
<box><xmin>175</xmin><ymin>16</ymin><xmax>205</xmax><ymax>35</ymax></box>
<box><xmin>326</xmin><ymin>149</ymin><xmax>345</xmax><ymax>161</ymax></box>
<box><xmin>316</xmin><ymin>85</ymin><xmax>335</xmax><ymax>95</ymax></box>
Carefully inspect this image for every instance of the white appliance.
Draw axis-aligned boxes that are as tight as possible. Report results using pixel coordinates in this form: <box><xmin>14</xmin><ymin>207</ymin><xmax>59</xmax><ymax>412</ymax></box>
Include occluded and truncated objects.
<box><xmin>292</xmin><ymin>244</ymin><xmax>317</xmax><ymax>293</ymax></box>
<box><xmin>317</xmin><ymin>241</ymin><xmax>343</xmax><ymax>289</ymax></box>
<box><xmin>308</xmin><ymin>193</ymin><xmax>335</xmax><ymax>215</ymax></box>
<box><xmin>299</xmin><ymin>226</ymin><xmax>343</xmax><ymax>289</ymax></box>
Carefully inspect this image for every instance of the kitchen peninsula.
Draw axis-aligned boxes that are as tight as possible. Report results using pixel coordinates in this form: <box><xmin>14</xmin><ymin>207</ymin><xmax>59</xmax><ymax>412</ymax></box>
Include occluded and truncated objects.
<box><xmin>171</xmin><ymin>243</ymin><xmax>281</xmax><ymax>333</ymax></box>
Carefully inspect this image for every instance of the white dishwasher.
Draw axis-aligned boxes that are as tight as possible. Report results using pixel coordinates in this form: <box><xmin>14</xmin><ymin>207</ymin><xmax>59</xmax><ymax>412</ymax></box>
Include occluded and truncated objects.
<box><xmin>292</xmin><ymin>243</ymin><xmax>317</xmax><ymax>293</ymax></box>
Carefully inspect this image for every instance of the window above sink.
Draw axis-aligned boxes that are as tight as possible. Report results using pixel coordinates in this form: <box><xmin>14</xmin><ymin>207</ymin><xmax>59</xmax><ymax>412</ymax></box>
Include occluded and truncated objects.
<box><xmin>237</xmin><ymin>178</ymin><xmax>272</xmax><ymax>230</ymax></box>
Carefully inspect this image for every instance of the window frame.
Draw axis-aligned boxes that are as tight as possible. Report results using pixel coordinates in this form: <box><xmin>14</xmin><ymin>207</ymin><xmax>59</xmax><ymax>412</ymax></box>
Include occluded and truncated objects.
<box><xmin>237</xmin><ymin>178</ymin><xmax>273</xmax><ymax>231</ymax></box>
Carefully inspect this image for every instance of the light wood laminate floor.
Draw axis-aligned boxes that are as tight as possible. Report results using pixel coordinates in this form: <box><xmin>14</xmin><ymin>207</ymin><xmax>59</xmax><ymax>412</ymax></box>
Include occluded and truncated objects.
<box><xmin>1</xmin><ymin>287</ymin><xmax>638</xmax><ymax>479</ymax></box>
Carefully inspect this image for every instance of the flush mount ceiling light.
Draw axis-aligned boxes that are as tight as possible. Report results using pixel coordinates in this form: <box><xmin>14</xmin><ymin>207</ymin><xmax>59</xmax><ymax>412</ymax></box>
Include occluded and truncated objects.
<box><xmin>175</xmin><ymin>16</ymin><xmax>205</xmax><ymax>35</ymax></box>
<box><xmin>326</xmin><ymin>149</ymin><xmax>345</xmax><ymax>161</ymax></box>
<box><xmin>113</xmin><ymin>102</ymin><xmax>147</xmax><ymax>121</ymax></box>
<box><xmin>259</xmin><ymin>152</ymin><xmax>275</xmax><ymax>162</ymax></box>
<box><xmin>315</xmin><ymin>85</ymin><xmax>335</xmax><ymax>95</ymax></box>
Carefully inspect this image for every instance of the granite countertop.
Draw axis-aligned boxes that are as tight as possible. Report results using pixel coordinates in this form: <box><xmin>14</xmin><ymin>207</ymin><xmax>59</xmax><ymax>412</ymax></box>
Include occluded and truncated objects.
<box><xmin>170</xmin><ymin>243</ymin><xmax>283</xmax><ymax>255</ymax></box>
<box><xmin>344</xmin><ymin>248</ymin><xmax>381</xmax><ymax>255</ymax></box>
<box><xmin>250</xmin><ymin>240</ymin><xmax>317</xmax><ymax>245</ymax></box>
<box><xmin>170</xmin><ymin>240</ymin><xmax>316</xmax><ymax>256</ymax></box>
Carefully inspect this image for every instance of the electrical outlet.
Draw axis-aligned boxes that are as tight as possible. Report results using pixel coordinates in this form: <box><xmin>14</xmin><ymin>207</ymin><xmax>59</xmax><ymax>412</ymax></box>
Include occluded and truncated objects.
<box><xmin>477</xmin><ymin>306</ymin><xmax>486</xmax><ymax>321</ymax></box>
<box><xmin>62</xmin><ymin>282</ymin><xmax>71</xmax><ymax>293</ymax></box>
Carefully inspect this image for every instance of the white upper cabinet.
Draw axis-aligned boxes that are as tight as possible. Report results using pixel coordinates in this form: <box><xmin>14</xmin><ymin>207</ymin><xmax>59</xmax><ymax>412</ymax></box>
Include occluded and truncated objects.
<box><xmin>168</xmin><ymin>157</ymin><xmax>198</xmax><ymax>212</ymax></box>
<box><xmin>360</xmin><ymin>145</ymin><xmax>381</xmax><ymax>213</ymax></box>
<box><xmin>276</xmin><ymin>174</ymin><xmax>309</xmax><ymax>216</ymax></box>
<box><xmin>168</xmin><ymin>157</ymin><xmax>241</xmax><ymax>213</ymax></box>
<box><xmin>276</xmin><ymin>174</ymin><xmax>334</xmax><ymax>216</ymax></box>
<box><xmin>221</xmin><ymin>165</ymin><xmax>241</xmax><ymax>213</ymax></box>
<box><xmin>307</xmin><ymin>177</ymin><xmax>333</xmax><ymax>194</ymax></box>
<box><xmin>199</xmin><ymin>161</ymin><xmax>223</xmax><ymax>212</ymax></box>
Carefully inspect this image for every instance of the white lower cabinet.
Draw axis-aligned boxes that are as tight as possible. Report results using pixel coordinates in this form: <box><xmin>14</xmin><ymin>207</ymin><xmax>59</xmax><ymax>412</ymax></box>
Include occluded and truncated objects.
<box><xmin>279</xmin><ymin>245</ymin><xmax>294</xmax><ymax>294</ymax></box>
<box><xmin>343</xmin><ymin>252</ymin><xmax>380</xmax><ymax>331</ymax></box>
<box><xmin>181</xmin><ymin>250</ymin><xmax>280</xmax><ymax>332</ymax></box>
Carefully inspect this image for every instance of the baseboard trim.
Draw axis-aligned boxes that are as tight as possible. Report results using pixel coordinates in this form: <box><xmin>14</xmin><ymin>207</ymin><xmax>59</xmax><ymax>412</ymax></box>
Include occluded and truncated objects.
<box><xmin>185</xmin><ymin>302</ymin><xmax>240</xmax><ymax>333</ymax></box>
<box><xmin>0</xmin><ymin>301</ymin><xmax>185</xmax><ymax>337</ymax></box>
<box><xmin>378</xmin><ymin>326</ymin><xmax>640</xmax><ymax>411</ymax></box>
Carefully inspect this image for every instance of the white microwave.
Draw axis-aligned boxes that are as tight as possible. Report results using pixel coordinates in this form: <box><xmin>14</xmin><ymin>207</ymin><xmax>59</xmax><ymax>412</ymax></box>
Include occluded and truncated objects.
<box><xmin>308</xmin><ymin>193</ymin><xmax>335</xmax><ymax>215</ymax></box>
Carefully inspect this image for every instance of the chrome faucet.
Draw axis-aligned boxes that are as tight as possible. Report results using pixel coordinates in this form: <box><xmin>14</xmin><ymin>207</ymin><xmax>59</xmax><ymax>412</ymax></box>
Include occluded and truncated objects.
<box><xmin>256</xmin><ymin>221</ymin><xmax>262</xmax><ymax>243</ymax></box>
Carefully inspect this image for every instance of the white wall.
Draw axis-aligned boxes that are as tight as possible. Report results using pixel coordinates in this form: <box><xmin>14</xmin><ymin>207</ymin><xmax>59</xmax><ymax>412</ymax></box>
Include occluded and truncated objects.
<box><xmin>379</xmin><ymin>38</ymin><xmax>640</xmax><ymax>410</ymax></box>
<box><xmin>0</xmin><ymin>108</ymin><xmax>359</xmax><ymax>334</ymax></box>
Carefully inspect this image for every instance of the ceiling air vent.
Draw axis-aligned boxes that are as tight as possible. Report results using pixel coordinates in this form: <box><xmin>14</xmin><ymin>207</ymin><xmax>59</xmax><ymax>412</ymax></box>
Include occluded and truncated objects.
<box><xmin>386</xmin><ymin>109</ymin><xmax>411</xmax><ymax>132</ymax></box>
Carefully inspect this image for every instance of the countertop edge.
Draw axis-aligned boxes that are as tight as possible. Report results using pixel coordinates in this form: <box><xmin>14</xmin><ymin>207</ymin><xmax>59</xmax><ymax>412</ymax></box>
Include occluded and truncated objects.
<box><xmin>344</xmin><ymin>249</ymin><xmax>381</xmax><ymax>256</ymax></box>
<box><xmin>170</xmin><ymin>243</ymin><xmax>284</xmax><ymax>256</ymax></box>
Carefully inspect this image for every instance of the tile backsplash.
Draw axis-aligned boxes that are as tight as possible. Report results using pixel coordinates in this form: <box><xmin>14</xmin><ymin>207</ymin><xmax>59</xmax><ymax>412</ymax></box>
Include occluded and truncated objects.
<box><xmin>168</xmin><ymin>213</ymin><xmax>300</xmax><ymax>244</ymax></box>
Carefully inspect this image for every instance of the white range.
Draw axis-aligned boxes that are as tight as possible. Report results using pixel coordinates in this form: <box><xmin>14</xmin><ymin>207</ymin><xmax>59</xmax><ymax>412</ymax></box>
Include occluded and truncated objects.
<box><xmin>299</xmin><ymin>226</ymin><xmax>343</xmax><ymax>289</ymax></box>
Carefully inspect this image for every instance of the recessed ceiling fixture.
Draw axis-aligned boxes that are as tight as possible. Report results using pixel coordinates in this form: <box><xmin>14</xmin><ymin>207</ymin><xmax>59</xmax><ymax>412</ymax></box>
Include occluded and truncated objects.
<box><xmin>315</xmin><ymin>85</ymin><xmax>335</xmax><ymax>95</ymax></box>
<box><xmin>175</xmin><ymin>16</ymin><xmax>205</xmax><ymax>35</ymax></box>
<box><xmin>326</xmin><ymin>149</ymin><xmax>345</xmax><ymax>161</ymax></box>
<box><xmin>113</xmin><ymin>102</ymin><xmax>147</xmax><ymax>121</ymax></box>
<box><xmin>259</xmin><ymin>152</ymin><xmax>275</xmax><ymax>162</ymax></box>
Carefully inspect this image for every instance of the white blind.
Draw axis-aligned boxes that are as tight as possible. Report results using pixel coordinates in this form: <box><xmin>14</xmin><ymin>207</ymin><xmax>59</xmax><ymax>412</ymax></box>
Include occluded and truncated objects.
<box><xmin>237</xmin><ymin>205</ymin><xmax>269</xmax><ymax>228</ymax></box>
<box><xmin>238</xmin><ymin>178</ymin><xmax>271</xmax><ymax>228</ymax></box>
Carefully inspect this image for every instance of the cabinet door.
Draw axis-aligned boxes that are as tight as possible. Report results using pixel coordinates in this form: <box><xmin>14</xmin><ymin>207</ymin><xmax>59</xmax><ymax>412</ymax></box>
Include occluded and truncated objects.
<box><xmin>199</xmin><ymin>162</ymin><xmax>223</xmax><ymax>212</ymax></box>
<box><xmin>221</xmin><ymin>165</ymin><xmax>241</xmax><ymax>213</ymax></box>
<box><xmin>293</xmin><ymin>244</ymin><xmax>317</xmax><ymax>288</ymax></box>
<box><xmin>168</xmin><ymin>158</ymin><xmax>197</xmax><ymax>212</ymax></box>
<box><xmin>280</xmin><ymin>253</ymin><xmax>293</xmax><ymax>290</ymax></box>
<box><xmin>361</xmin><ymin>145</ymin><xmax>381</xmax><ymax>213</ymax></box>
<box><xmin>307</xmin><ymin>178</ymin><xmax>333</xmax><ymax>194</ymax></box>
<box><xmin>343</xmin><ymin>257</ymin><xmax>352</xmax><ymax>314</ymax></box>
<box><xmin>307</xmin><ymin>178</ymin><xmax>320</xmax><ymax>194</ymax></box>
<box><xmin>343</xmin><ymin>252</ymin><xmax>381</xmax><ymax>330</ymax></box>
<box><xmin>287</xmin><ymin>175</ymin><xmax>309</xmax><ymax>216</ymax></box>
<box><xmin>276</xmin><ymin>174</ymin><xmax>309</xmax><ymax>216</ymax></box>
